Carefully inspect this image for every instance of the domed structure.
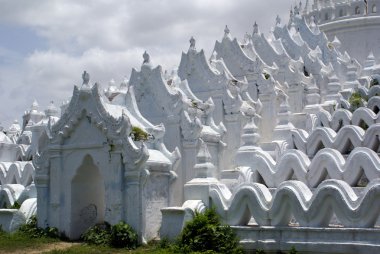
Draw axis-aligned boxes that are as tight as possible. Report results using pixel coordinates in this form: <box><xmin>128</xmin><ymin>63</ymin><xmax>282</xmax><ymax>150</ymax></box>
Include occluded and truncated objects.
<box><xmin>304</xmin><ymin>0</ymin><xmax>380</xmax><ymax>63</ymax></box>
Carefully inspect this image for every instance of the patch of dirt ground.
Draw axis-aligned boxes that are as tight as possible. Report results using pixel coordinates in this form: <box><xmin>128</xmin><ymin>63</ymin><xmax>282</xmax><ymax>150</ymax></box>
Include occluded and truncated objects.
<box><xmin>1</xmin><ymin>242</ymin><xmax>79</xmax><ymax>254</ymax></box>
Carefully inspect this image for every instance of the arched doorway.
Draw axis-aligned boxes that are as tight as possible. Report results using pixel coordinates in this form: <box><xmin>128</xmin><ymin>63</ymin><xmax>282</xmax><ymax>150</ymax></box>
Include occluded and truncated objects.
<box><xmin>70</xmin><ymin>155</ymin><xmax>105</xmax><ymax>239</ymax></box>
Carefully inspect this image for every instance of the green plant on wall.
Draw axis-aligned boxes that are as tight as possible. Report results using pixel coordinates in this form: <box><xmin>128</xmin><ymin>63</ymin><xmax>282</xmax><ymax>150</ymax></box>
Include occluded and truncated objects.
<box><xmin>130</xmin><ymin>126</ymin><xmax>149</xmax><ymax>141</ymax></box>
<box><xmin>349</xmin><ymin>92</ymin><xmax>366</xmax><ymax>112</ymax></box>
<box><xmin>9</xmin><ymin>201</ymin><xmax>21</xmax><ymax>209</ymax></box>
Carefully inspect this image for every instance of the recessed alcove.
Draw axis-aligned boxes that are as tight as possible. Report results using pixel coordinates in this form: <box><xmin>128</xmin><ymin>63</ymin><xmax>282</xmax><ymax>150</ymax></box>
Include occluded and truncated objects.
<box><xmin>70</xmin><ymin>155</ymin><xmax>105</xmax><ymax>239</ymax></box>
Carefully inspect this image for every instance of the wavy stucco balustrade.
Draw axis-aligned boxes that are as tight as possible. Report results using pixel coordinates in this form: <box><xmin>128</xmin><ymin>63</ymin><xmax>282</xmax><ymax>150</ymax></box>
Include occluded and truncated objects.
<box><xmin>238</xmin><ymin>147</ymin><xmax>380</xmax><ymax>187</ymax></box>
<box><xmin>291</xmin><ymin>123</ymin><xmax>380</xmax><ymax>156</ymax></box>
<box><xmin>358</xmin><ymin>85</ymin><xmax>380</xmax><ymax>99</ymax></box>
<box><xmin>315</xmin><ymin>102</ymin><xmax>380</xmax><ymax>132</ymax></box>
<box><xmin>0</xmin><ymin>162</ymin><xmax>34</xmax><ymax>186</ymax></box>
<box><xmin>208</xmin><ymin>179</ymin><xmax>380</xmax><ymax>228</ymax></box>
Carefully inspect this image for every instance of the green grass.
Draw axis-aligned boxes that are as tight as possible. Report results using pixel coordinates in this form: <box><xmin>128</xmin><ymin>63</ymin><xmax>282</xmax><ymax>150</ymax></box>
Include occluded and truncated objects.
<box><xmin>0</xmin><ymin>230</ymin><xmax>176</xmax><ymax>254</ymax></box>
<box><xmin>46</xmin><ymin>244</ymin><xmax>176</xmax><ymax>253</ymax></box>
<box><xmin>0</xmin><ymin>230</ymin><xmax>58</xmax><ymax>252</ymax></box>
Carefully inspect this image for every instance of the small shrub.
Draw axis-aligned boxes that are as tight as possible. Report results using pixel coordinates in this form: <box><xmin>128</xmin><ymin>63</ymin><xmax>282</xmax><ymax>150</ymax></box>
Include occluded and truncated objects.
<box><xmin>256</xmin><ymin>249</ymin><xmax>265</xmax><ymax>254</ymax></box>
<box><xmin>177</xmin><ymin>208</ymin><xmax>243</xmax><ymax>254</ymax></box>
<box><xmin>288</xmin><ymin>246</ymin><xmax>298</xmax><ymax>254</ymax></box>
<box><xmin>81</xmin><ymin>222</ymin><xmax>111</xmax><ymax>246</ymax></box>
<box><xmin>81</xmin><ymin>221</ymin><xmax>138</xmax><ymax>249</ymax></box>
<box><xmin>263</xmin><ymin>72</ymin><xmax>270</xmax><ymax>80</ymax></box>
<box><xmin>10</xmin><ymin>201</ymin><xmax>21</xmax><ymax>209</ymax></box>
<box><xmin>349</xmin><ymin>92</ymin><xmax>366</xmax><ymax>112</ymax></box>
<box><xmin>110</xmin><ymin>221</ymin><xmax>138</xmax><ymax>249</ymax></box>
<box><xmin>18</xmin><ymin>216</ymin><xmax>59</xmax><ymax>238</ymax></box>
<box><xmin>158</xmin><ymin>237</ymin><xmax>171</xmax><ymax>249</ymax></box>
<box><xmin>130</xmin><ymin>126</ymin><xmax>149</xmax><ymax>141</ymax></box>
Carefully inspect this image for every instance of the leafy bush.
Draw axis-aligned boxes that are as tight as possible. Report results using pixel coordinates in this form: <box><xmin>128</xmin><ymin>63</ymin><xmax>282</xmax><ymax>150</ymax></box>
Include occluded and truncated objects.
<box><xmin>289</xmin><ymin>246</ymin><xmax>298</xmax><ymax>254</ymax></box>
<box><xmin>158</xmin><ymin>237</ymin><xmax>171</xmax><ymax>249</ymax></box>
<box><xmin>177</xmin><ymin>208</ymin><xmax>243</xmax><ymax>254</ymax></box>
<box><xmin>110</xmin><ymin>221</ymin><xmax>138</xmax><ymax>249</ymax></box>
<box><xmin>18</xmin><ymin>216</ymin><xmax>59</xmax><ymax>238</ymax></box>
<box><xmin>81</xmin><ymin>222</ymin><xmax>111</xmax><ymax>246</ymax></box>
<box><xmin>81</xmin><ymin>221</ymin><xmax>138</xmax><ymax>249</ymax></box>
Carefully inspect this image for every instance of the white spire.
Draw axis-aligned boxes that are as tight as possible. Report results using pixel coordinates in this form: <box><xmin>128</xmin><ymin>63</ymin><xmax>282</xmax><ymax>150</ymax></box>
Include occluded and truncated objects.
<box><xmin>193</xmin><ymin>139</ymin><xmax>215</xmax><ymax>178</ymax></box>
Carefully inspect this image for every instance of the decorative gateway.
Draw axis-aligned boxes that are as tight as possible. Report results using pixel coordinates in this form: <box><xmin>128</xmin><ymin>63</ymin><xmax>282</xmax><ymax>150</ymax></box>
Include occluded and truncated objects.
<box><xmin>34</xmin><ymin>72</ymin><xmax>179</xmax><ymax>241</ymax></box>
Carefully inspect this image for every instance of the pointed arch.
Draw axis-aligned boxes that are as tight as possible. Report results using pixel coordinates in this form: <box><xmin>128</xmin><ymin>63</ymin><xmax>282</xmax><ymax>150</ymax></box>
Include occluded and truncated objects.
<box><xmin>355</xmin><ymin>6</ymin><xmax>361</xmax><ymax>15</ymax></box>
<box><xmin>70</xmin><ymin>155</ymin><xmax>105</xmax><ymax>239</ymax></box>
<box><xmin>339</xmin><ymin>9</ymin><xmax>344</xmax><ymax>17</ymax></box>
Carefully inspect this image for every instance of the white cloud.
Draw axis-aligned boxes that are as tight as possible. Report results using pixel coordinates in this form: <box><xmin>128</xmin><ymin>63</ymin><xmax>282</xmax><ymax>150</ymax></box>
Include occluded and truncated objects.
<box><xmin>0</xmin><ymin>0</ymin><xmax>295</xmax><ymax>126</ymax></box>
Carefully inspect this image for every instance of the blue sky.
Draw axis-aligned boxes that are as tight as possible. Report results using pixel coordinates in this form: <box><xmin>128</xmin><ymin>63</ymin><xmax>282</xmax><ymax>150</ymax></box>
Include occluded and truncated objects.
<box><xmin>0</xmin><ymin>0</ymin><xmax>295</xmax><ymax>127</ymax></box>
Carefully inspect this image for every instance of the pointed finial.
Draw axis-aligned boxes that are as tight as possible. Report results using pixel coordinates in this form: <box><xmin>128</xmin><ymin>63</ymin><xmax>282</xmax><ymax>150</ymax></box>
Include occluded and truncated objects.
<box><xmin>332</xmin><ymin>36</ymin><xmax>341</xmax><ymax>49</ymax></box>
<box><xmin>143</xmin><ymin>51</ymin><xmax>150</xmax><ymax>64</ymax></box>
<box><xmin>253</xmin><ymin>21</ymin><xmax>259</xmax><ymax>34</ymax></box>
<box><xmin>211</xmin><ymin>51</ymin><xmax>218</xmax><ymax>61</ymax></box>
<box><xmin>224</xmin><ymin>25</ymin><xmax>230</xmax><ymax>35</ymax></box>
<box><xmin>120</xmin><ymin>77</ymin><xmax>128</xmax><ymax>89</ymax></box>
<box><xmin>368</xmin><ymin>51</ymin><xmax>375</xmax><ymax>59</ymax></box>
<box><xmin>194</xmin><ymin>139</ymin><xmax>215</xmax><ymax>178</ymax></box>
<box><xmin>276</xmin><ymin>15</ymin><xmax>281</xmax><ymax>25</ymax></box>
<box><xmin>82</xmin><ymin>71</ymin><xmax>90</xmax><ymax>86</ymax></box>
<box><xmin>244</xmin><ymin>32</ymin><xmax>251</xmax><ymax>44</ymax></box>
<box><xmin>189</xmin><ymin>36</ymin><xmax>196</xmax><ymax>50</ymax></box>
<box><xmin>310</xmin><ymin>15</ymin><xmax>315</xmax><ymax>24</ymax></box>
<box><xmin>31</xmin><ymin>99</ymin><xmax>39</xmax><ymax>110</ymax></box>
<box><xmin>294</xmin><ymin>3</ymin><xmax>299</xmax><ymax>15</ymax></box>
<box><xmin>45</xmin><ymin>101</ymin><xmax>58</xmax><ymax>117</ymax></box>
<box><xmin>241</xmin><ymin>114</ymin><xmax>261</xmax><ymax>148</ymax></box>
<box><xmin>109</xmin><ymin>79</ymin><xmax>116</xmax><ymax>86</ymax></box>
<box><xmin>303</xmin><ymin>0</ymin><xmax>309</xmax><ymax>14</ymax></box>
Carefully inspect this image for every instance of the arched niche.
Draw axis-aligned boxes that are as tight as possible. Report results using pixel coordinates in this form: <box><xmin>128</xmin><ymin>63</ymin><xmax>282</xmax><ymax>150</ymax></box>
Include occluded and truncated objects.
<box><xmin>355</xmin><ymin>6</ymin><xmax>361</xmax><ymax>15</ymax></box>
<box><xmin>70</xmin><ymin>154</ymin><xmax>105</xmax><ymax>239</ymax></box>
<box><xmin>372</xmin><ymin>4</ymin><xmax>377</xmax><ymax>13</ymax></box>
<box><xmin>324</xmin><ymin>12</ymin><xmax>329</xmax><ymax>21</ymax></box>
<box><xmin>339</xmin><ymin>9</ymin><xmax>344</xmax><ymax>17</ymax></box>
